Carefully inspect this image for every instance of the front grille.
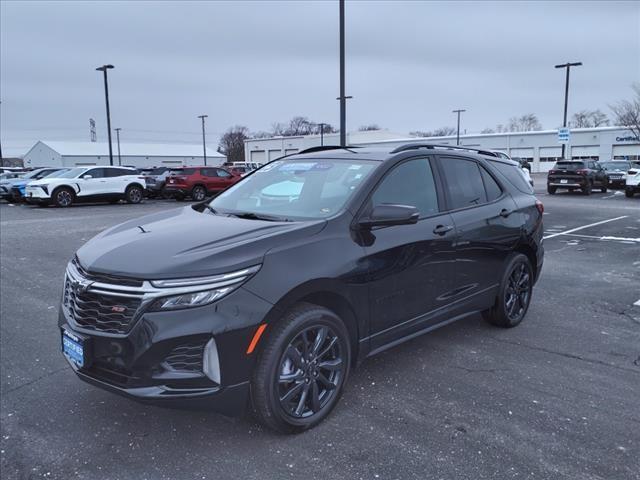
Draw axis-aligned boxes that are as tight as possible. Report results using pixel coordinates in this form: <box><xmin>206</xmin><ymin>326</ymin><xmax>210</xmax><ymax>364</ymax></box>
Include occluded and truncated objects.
<box><xmin>164</xmin><ymin>341</ymin><xmax>206</xmax><ymax>372</ymax></box>
<box><xmin>63</xmin><ymin>264</ymin><xmax>145</xmax><ymax>335</ymax></box>
<box><xmin>72</xmin><ymin>257</ymin><xmax>143</xmax><ymax>288</ymax></box>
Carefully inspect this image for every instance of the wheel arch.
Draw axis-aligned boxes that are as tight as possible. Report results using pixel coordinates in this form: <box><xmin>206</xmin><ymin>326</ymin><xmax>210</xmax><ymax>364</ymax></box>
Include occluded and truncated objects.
<box><xmin>258</xmin><ymin>282</ymin><xmax>363</xmax><ymax>367</ymax></box>
<box><xmin>51</xmin><ymin>184</ymin><xmax>76</xmax><ymax>197</ymax></box>
<box><xmin>126</xmin><ymin>182</ymin><xmax>144</xmax><ymax>191</ymax></box>
<box><xmin>513</xmin><ymin>242</ymin><xmax>538</xmax><ymax>282</ymax></box>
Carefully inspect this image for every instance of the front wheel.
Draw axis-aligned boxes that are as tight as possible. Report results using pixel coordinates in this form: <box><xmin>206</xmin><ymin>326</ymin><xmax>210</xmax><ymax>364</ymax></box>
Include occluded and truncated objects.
<box><xmin>191</xmin><ymin>185</ymin><xmax>206</xmax><ymax>202</ymax></box>
<box><xmin>53</xmin><ymin>187</ymin><xmax>75</xmax><ymax>207</ymax></box>
<box><xmin>626</xmin><ymin>188</ymin><xmax>635</xmax><ymax>198</ymax></box>
<box><xmin>482</xmin><ymin>253</ymin><xmax>533</xmax><ymax>328</ymax></box>
<box><xmin>251</xmin><ymin>303</ymin><xmax>351</xmax><ymax>434</ymax></box>
<box><xmin>125</xmin><ymin>185</ymin><xmax>143</xmax><ymax>204</ymax></box>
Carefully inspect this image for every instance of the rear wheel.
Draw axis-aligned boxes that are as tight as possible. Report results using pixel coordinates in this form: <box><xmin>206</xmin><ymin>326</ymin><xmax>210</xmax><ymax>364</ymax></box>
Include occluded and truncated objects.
<box><xmin>482</xmin><ymin>253</ymin><xmax>533</xmax><ymax>328</ymax></box>
<box><xmin>125</xmin><ymin>185</ymin><xmax>143</xmax><ymax>204</ymax></box>
<box><xmin>191</xmin><ymin>185</ymin><xmax>206</xmax><ymax>202</ymax></box>
<box><xmin>601</xmin><ymin>182</ymin><xmax>608</xmax><ymax>193</ymax></box>
<box><xmin>626</xmin><ymin>188</ymin><xmax>635</xmax><ymax>198</ymax></box>
<box><xmin>582</xmin><ymin>182</ymin><xmax>592</xmax><ymax>195</ymax></box>
<box><xmin>547</xmin><ymin>186</ymin><xmax>556</xmax><ymax>195</ymax></box>
<box><xmin>251</xmin><ymin>303</ymin><xmax>351</xmax><ymax>434</ymax></box>
<box><xmin>53</xmin><ymin>187</ymin><xmax>74</xmax><ymax>208</ymax></box>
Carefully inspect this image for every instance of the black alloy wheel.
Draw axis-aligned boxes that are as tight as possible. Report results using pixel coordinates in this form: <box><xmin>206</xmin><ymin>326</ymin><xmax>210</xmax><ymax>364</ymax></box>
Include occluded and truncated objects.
<box><xmin>251</xmin><ymin>303</ymin><xmax>351</xmax><ymax>433</ymax></box>
<box><xmin>277</xmin><ymin>325</ymin><xmax>344</xmax><ymax>419</ymax></box>
<box><xmin>191</xmin><ymin>185</ymin><xmax>206</xmax><ymax>202</ymax></box>
<box><xmin>483</xmin><ymin>253</ymin><xmax>533</xmax><ymax>328</ymax></box>
<box><xmin>504</xmin><ymin>262</ymin><xmax>531</xmax><ymax>324</ymax></box>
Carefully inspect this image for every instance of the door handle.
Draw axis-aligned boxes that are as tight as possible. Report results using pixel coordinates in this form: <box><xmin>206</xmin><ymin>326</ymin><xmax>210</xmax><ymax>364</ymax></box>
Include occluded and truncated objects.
<box><xmin>499</xmin><ymin>209</ymin><xmax>513</xmax><ymax>218</ymax></box>
<box><xmin>433</xmin><ymin>224</ymin><xmax>453</xmax><ymax>236</ymax></box>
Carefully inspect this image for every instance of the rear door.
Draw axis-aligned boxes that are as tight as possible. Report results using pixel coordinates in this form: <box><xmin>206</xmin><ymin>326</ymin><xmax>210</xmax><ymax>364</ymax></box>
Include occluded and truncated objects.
<box><xmin>360</xmin><ymin>156</ymin><xmax>458</xmax><ymax>351</ymax></box>
<box><xmin>105</xmin><ymin>167</ymin><xmax>134</xmax><ymax>194</ymax></box>
<box><xmin>436</xmin><ymin>156</ymin><xmax>520</xmax><ymax>304</ymax></box>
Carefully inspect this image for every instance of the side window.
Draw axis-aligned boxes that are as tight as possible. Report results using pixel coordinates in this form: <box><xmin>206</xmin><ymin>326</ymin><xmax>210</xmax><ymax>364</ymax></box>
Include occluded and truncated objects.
<box><xmin>200</xmin><ymin>168</ymin><xmax>213</xmax><ymax>177</ymax></box>
<box><xmin>371</xmin><ymin>158</ymin><xmax>439</xmax><ymax>217</ymax></box>
<box><xmin>216</xmin><ymin>169</ymin><xmax>231</xmax><ymax>178</ymax></box>
<box><xmin>439</xmin><ymin>157</ymin><xmax>487</xmax><ymax>210</ymax></box>
<box><xmin>480</xmin><ymin>167</ymin><xmax>502</xmax><ymax>202</ymax></box>
<box><xmin>106</xmin><ymin>168</ymin><xmax>128</xmax><ymax>177</ymax></box>
<box><xmin>489</xmin><ymin>161</ymin><xmax>534</xmax><ymax>194</ymax></box>
<box><xmin>84</xmin><ymin>168</ymin><xmax>106</xmax><ymax>178</ymax></box>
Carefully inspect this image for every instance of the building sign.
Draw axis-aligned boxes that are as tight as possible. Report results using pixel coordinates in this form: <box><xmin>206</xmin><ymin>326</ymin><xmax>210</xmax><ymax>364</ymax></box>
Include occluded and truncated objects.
<box><xmin>557</xmin><ymin>128</ymin><xmax>570</xmax><ymax>144</ymax></box>
<box><xmin>89</xmin><ymin>118</ymin><xmax>97</xmax><ymax>142</ymax></box>
<box><xmin>615</xmin><ymin>135</ymin><xmax>640</xmax><ymax>143</ymax></box>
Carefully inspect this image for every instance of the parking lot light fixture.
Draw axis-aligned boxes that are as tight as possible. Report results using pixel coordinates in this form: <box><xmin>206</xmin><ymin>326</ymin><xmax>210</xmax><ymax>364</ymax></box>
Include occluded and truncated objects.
<box><xmin>555</xmin><ymin>62</ymin><xmax>582</xmax><ymax>159</ymax></box>
<box><xmin>96</xmin><ymin>64</ymin><xmax>115</xmax><ymax>166</ymax></box>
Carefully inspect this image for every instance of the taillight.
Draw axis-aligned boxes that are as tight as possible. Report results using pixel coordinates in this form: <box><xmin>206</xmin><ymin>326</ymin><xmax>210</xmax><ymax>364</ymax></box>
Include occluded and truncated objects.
<box><xmin>535</xmin><ymin>200</ymin><xmax>544</xmax><ymax>215</ymax></box>
<box><xmin>576</xmin><ymin>169</ymin><xmax>589</xmax><ymax>175</ymax></box>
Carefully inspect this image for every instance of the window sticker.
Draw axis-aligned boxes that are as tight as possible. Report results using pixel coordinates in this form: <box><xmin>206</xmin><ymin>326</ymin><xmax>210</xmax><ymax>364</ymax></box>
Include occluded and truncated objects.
<box><xmin>278</xmin><ymin>162</ymin><xmax>317</xmax><ymax>172</ymax></box>
<box><xmin>258</xmin><ymin>161</ymin><xmax>283</xmax><ymax>173</ymax></box>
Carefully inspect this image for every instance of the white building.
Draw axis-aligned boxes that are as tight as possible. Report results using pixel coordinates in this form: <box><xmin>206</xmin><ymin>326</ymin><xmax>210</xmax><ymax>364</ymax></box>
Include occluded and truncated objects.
<box><xmin>244</xmin><ymin>126</ymin><xmax>640</xmax><ymax>173</ymax></box>
<box><xmin>24</xmin><ymin>141</ymin><xmax>226</xmax><ymax>169</ymax></box>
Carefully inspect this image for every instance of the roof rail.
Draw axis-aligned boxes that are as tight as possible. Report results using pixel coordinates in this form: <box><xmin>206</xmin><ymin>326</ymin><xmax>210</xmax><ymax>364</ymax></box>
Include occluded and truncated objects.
<box><xmin>390</xmin><ymin>143</ymin><xmax>499</xmax><ymax>157</ymax></box>
<box><xmin>298</xmin><ymin>145</ymin><xmax>361</xmax><ymax>154</ymax></box>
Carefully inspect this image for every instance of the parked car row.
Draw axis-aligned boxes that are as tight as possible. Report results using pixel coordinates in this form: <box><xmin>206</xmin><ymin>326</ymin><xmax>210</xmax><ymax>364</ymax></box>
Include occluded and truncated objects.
<box><xmin>546</xmin><ymin>159</ymin><xmax>640</xmax><ymax>197</ymax></box>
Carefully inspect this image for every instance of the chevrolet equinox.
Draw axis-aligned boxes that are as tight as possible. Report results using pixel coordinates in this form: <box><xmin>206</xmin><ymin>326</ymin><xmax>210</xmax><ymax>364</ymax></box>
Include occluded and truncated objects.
<box><xmin>59</xmin><ymin>144</ymin><xmax>544</xmax><ymax>433</ymax></box>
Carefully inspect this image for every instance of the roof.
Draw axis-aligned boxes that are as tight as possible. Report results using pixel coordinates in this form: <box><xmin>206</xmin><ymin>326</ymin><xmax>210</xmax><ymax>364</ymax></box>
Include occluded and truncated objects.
<box><xmin>29</xmin><ymin>141</ymin><xmax>225</xmax><ymax>158</ymax></box>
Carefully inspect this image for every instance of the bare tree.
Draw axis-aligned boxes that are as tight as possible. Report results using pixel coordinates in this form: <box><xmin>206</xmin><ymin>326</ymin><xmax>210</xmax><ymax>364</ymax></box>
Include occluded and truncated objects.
<box><xmin>432</xmin><ymin>126</ymin><xmax>457</xmax><ymax>136</ymax></box>
<box><xmin>507</xmin><ymin>114</ymin><xmax>542</xmax><ymax>132</ymax></box>
<box><xmin>270</xmin><ymin>122</ymin><xmax>286</xmax><ymax>136</ymax></box>
<box><xmin>610</xmin><ymin>83</ymin><xmax>640</xmax><ymax>140</ymax></box>
<box><xmin>570</xmin><ymin>109</ymin><xmax>610</xmax><ymax>128</ymax></box>
<box><xmin>358</xmin><ymin>124</ymin><xmax>382</xmax><ymax>131</ymax></box>
<box><xmin>409</xmin><ymin>131</ymin><xmax>431</xmax><ymax>137</ymax></box>
<box><xmin>218</xmin><ymin>126</ymin><xmax>250</xmax><ymax>163</ymax></box>
<box><xmin>481</xmin><ymin>128</ymin><xmax>496</xmax><ymax>134</ymax></box>
<box><xmin>284</xmin><ymin>116</ymin><xmax>314</xmax><ymax>136</ymax></box>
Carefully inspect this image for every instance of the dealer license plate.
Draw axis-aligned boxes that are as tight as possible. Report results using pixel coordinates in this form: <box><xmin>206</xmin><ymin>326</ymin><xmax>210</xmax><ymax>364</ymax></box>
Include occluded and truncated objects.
<box><xmin>62</xmin><ymin>329</ymin><xmax>86</xmax><ymax>367</ymax></box>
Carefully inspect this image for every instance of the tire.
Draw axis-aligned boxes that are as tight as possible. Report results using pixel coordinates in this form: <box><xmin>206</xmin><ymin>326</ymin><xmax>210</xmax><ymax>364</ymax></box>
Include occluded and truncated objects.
<box><xmin>175</xmin><ymin>194</ymin><xmax>185</xmax><ymax>201</ymax></box>
<box><xmin>191</xmin><ymin>185</ymin><xmax>206</xmax><ymax>202</ymax></box>
<box><xmin>626</xmin><ymin>188</ymin><xmax>634</xmax><ymax>198</ymax></box>
<box><xmin>125</xmin><ymin>185</ymin><xmax>143</xmax><ymax>204</ymax></box>
<box><xmin>582</xmin><ymin>182</ymin><xmax>592</xmax><ymax>195</ymax></box>
<box><xmin>251</xmin><ymin>303</ymin><xmax>351</xmax><ymax>434</ymax></box>
<box><xmin>547</xmin><ymin>186</ymin><xmax>556</xmax><ymax>195</ymax></box>
<box><xmin>53</xmin><ymin>187</ymin><xmax>75</xmax><ymax>208</ymax></box>
<box><xmin>601</xmin><ymin>182</ymin><xmax>608</xmax><ymax>193</ymax></box>
<box><xmin>482</xmin><ymin>253</ymin><xmax>533</xmax><ymax>328</ymax></box>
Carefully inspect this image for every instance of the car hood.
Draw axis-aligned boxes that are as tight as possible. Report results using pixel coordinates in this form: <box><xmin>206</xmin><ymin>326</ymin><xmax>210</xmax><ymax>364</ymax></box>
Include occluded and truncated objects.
<box><xmin>76</xmin><ymin>206</ymin><xmax>326</xmax><ymax>280</ymax></box>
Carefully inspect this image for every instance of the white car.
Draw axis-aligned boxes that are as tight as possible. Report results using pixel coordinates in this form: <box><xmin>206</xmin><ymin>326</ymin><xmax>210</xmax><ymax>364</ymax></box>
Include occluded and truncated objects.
<box><xmin>625</xmin><ymin>164</ymin><xmax>640</xmax><ymax>198</ymax></box>
<box><xmin>25</xmin><ymin>166</ymin><xmax>146</xmax><ymax>207</ymax></box>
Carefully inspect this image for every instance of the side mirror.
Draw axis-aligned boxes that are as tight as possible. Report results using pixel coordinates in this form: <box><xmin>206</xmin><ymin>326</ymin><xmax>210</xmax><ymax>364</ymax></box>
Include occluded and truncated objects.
<box><xmin>82</xmin><ymin>174</ymin><xmax>93</xmax><ymax>179</ymax></box>
<box><xmin>358</xmin><ymin>204</ymin><xmax>419</xmax><ymax>229</ymax></box>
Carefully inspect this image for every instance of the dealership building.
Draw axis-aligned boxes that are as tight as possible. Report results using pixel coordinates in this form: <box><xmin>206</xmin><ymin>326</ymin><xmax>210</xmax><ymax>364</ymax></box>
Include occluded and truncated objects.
<box><xmin>244</xmin><ymin>126</ymin><xmax>640</xmax><ymax>173</ymax></box>
<box><xmin>23</xmin><ymin>141</ymin><xmax>226</xmax><ymax>169</ymax></box>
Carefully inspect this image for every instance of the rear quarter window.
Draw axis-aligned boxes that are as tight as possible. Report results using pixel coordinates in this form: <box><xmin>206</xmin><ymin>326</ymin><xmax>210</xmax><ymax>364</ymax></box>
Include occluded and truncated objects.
<box><xmin>489</xmin><ymin>161</ymin><xmax>534</xmax><ymax>194</ymax></box>
<box><xmin>181</xmin><ymin>168</ymin><xmax>197</xmax><ymax>175</ymax></box>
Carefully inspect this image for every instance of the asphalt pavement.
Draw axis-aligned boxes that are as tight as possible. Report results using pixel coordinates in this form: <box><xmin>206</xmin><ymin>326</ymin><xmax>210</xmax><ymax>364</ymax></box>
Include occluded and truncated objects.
<box><xmin>1</xmin><ymin>184</ymin><xmax>639</xmax><ymax>480</ymax></box>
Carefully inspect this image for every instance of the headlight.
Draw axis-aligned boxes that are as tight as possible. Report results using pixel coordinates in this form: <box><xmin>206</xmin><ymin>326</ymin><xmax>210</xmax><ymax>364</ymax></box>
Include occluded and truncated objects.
<box><xmin>146</xmin><ymin>265</ymin><xmax>260</xmax><ymax>311</ymax></box>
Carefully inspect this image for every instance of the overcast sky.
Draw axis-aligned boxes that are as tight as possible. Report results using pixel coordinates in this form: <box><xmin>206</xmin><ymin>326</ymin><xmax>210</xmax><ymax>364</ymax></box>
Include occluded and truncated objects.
<box><xmin>1</xmin><ymin>0</ymin><xmax>639</xmax><ymax>156</ymax></box>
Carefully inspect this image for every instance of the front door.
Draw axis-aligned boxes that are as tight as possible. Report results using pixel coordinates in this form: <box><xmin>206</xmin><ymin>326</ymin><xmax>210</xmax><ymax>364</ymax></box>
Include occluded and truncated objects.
<box><xmin>359</xmin><ymin>157</ymin><xmax>458</xmax><ymax>351</ymax></box>
<box><xmin>76</xmin><ymin>168</ymin><xmax>108</xmax><ymax>198</ymax></box>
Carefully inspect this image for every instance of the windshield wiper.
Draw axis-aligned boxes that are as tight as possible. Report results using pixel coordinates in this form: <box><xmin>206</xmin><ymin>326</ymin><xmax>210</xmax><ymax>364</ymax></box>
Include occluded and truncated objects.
<box><xmin>204</xmin><ymin>205</ymin><xmax>219</xmax><ymax>215</ymax></box>
<box><xmin>227</xmin><ymin>211</ymin><xmax>291</xmax><ymax>222</ymax></box>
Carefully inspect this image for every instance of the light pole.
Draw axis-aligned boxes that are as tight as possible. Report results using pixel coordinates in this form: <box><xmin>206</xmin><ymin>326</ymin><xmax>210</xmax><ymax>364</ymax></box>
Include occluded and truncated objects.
<box><xmin>337</xmin><ymin>0</ymin><xmax>352</xmax><ymax>147</ymax></box>
<box><xmin>555</xmin><ymin>62</ymin><xmax>582</xmax><ymax>159</ymax></box>
<box><xmin>452</xmin><ymin>109</ymin><xmax>466</xmax><ymax>145</ymax></box>
<box><xmin>114</xmin><ymin>128</ymin><xmax>122</xmax><ymax>166</ymax></box>
<box><xmin>96</xmin><ymin>64</ymin><xmax>115</xmax><ymax>166</ymax></box>
<box><xmin>198</xmin><ymin>115</ymin><xmax>208</xmax><ymax>165</ymax></box>
<box><xmin>318</xmin><ymin>123</ymin><xmax>327</xmax><ymax>146</ymax></box>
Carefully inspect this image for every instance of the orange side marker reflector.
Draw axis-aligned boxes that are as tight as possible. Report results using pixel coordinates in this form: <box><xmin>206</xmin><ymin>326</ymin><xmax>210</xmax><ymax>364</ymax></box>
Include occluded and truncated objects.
<box><xmin>246</xmin><ymin>324</ymin><xmax>267</xmax><ymax>354</ymax></box>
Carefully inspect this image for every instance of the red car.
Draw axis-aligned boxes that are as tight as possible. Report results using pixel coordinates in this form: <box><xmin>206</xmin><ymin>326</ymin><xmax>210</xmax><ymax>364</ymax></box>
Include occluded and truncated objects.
<box><xmin>164</xmin><ymin>166</ymin><xmax>241</xmax><ymax>201</ymax></box>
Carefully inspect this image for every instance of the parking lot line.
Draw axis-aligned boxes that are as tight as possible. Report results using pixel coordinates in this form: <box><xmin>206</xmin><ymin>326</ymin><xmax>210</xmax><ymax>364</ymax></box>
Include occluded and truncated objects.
<box><xmin>563</xmin><ymin>233</ymin><xmax>640</xmax><ymax>243</ymax></box>
<box><xmin>634</xmin><ymin>299</ymin><xmax>640</xmax><ymax>307</ymax></box>
<box><xmin>543</xmin><ymin>216</ymin><xmax>628</xmax><ymax>240</ymax></box>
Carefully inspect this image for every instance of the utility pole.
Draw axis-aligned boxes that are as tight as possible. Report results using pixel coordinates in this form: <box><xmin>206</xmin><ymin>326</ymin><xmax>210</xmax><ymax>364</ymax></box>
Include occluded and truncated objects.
<box><xmin>115</xmin><ymin>128</ymin><xmax>122</xmax><ymax>166</ymax></box>
<box><xmin>555</xmin><ymin>62</ymin><xmax>582</xmax><ymax>159</ymax></box>
<box><xmin>198</xmin><ymin>115</ymin><xmax>208</xmax><ymax>165</ymax></box>
<box><xmin>337</xmin><ymin>0</ymin><xmax>353</xmax><ymax>147</ymax></box>
<box><xmin>452</xmin><ymin>109</ymin><xmax>466</xmax><ymax>145</ymax></box>
<box><xmin>96</xmin><ymin>65</ymin><xmax>115</xmax><ymax>166</ymax></box>
<box><xmin>318</xmin><ymin>123</ymin><xmax>327</xmax><ymax>146</ymax></box>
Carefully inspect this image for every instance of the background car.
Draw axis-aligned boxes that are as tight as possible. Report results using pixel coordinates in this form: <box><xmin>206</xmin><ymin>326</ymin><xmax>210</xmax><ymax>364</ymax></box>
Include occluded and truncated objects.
<box><xmin>140</xmin><ymin>166</ymin><xmax>174</xmax><ymax>198</ymax></box>
<box><xmin>547</xmin><ymin>160</ymin><xmax>607</xmax><ymax>195</ymax></box>
<box><xmin>2</xmin><ymin>167</ymin><xmax>66</xmax><ymax>202</ymax></box>
<box><xmin>164</xmin><ymin>166</ymin><xmax>241</xmax><ymax>201</ymax></box>
<box><xmin>25</xmin><ymin>166</ymin><xmax>146</xmax><ymax>207</ymax></box>
<box><xmin>625</xmin><ymin>164</ymin><xmax>640</xmax><ymax>197</ymax></box>
<box><xmin>599</xmin><ymin>160</ymin><xmax>632</xmax><ymax>189</ymax></box>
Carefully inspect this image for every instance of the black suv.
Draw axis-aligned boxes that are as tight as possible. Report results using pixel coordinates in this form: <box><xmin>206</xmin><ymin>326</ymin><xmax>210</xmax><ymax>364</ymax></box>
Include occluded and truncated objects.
<box><xmin>547</xmin><ymin>160</ymin><xmax>608</xmax><ymax>195</ymax></box>
<box><xmin>59</xmin><ymin>145</ymin><xmax>544</xmax><ymax>433</ymax></box>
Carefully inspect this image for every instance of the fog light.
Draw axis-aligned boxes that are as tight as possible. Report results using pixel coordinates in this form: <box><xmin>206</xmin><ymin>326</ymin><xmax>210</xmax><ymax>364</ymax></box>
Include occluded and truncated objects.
<box><xmin>203</xmin><ymin>338</ymin><xmax>221</xmax><ymax>384</ymax></box>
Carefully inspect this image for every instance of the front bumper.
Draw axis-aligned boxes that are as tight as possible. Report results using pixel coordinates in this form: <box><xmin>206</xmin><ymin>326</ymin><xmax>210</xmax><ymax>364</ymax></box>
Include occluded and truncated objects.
<box><xmin>59</xmin><ymin>286</ymin><xmax>274</xmax><ymax>415</ymax></box>
<box><xmin>25</xmin><ymin>187</ymin><xmax>51</xmax><ymax>202</ymax></box>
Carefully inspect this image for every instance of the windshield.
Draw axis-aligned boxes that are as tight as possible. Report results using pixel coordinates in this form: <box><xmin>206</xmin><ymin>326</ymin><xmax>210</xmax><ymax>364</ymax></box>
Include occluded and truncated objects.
<box><xmin>209</xmin><ymin>159</ymin><xmax>378</xmax><ymax>220</ymax></box>
<box><xmin>600</xmin><ymin>162</ymin><xmax>629</xmax><ymax>170</ymax></box>
<box><xmin>56</xmin><ymin>168</ymin><xmax>87</xmax><ymax>178</ymax></box>
<box><xmin>42</xmin><ymin>169</ymin><xmax>69</xmax><ymax>178</ymax></box>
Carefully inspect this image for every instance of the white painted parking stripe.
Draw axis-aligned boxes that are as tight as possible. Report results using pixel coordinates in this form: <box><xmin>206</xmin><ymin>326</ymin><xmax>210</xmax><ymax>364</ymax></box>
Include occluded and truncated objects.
<box><xmin>543</xmin><ymin>216</ymin><xmax>628</xmax><ymax>240</ymax></box>
<box><xmin>634</xmin><ymin>299</ymin><xmax>640</xmax><ymax>307</ymax></box>
<box><xmin>563</xmin><ymin>233</ymin><xmax>640</xmax><ymax>243</ymax></box>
